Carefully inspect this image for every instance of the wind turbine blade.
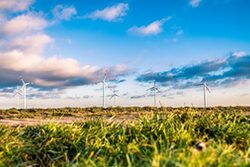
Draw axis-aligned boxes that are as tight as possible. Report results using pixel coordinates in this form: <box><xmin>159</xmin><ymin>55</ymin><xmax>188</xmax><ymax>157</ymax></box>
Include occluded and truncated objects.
<box><xmin>205</xmin><ymin>86</ymin><xmax>211</xmax><ymax>93</ymax></box>
<box><xmin>13</xmin><ymin>92</ymin><xmax>18</xmax><ymax>97</ymax></box>
<box><xmin>194</xmin><ymin>83</ymin><xmax>203</xmax><ymax>86</ymax></box>
<box><xmin>13</xmin><ymin>89</ymin><xmax>22</xmax><ymax>97</ymax></box>
<box><xmin>20</xmin><ymin>85</ymin><xmax>25</xmax><ymax>90</ymax></box>
<box><xmin>146</xmin><ymin>87</ymin><xmax>152</xmax><ymax>91</ymax></box>
<box><xmin>17</xmin><ymin>89</ymin><xmax>22</xmax><ymax>94</ymax></box>
<box><xmin>110</xmin><ymin>93</ymin><xmax>115</xmax><ymax>98</ymax></box>
<box><xmin>21</xmin><ymin>79</ymin><xmax>25</xmax><ymax>85</ymax></box>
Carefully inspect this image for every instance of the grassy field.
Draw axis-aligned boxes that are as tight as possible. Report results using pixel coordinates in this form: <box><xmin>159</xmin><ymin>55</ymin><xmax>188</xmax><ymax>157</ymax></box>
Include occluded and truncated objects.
<box><xmin>0</xmin><ymin>107</ymin><xmax>249</xmax><ymax>166</ymax></box>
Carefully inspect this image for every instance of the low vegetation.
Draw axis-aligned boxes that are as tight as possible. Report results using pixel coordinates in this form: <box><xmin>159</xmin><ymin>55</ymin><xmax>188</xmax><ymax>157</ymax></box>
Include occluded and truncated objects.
<box><xmin>0</xmin><ymin>107</ymin><xmax>249</xmax><ymax>166</ymax></box>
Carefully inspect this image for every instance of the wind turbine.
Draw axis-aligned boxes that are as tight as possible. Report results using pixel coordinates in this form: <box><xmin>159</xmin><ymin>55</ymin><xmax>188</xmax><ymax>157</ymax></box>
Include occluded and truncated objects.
<box><xmin>20</xmin><ymin>78</ymin><xmax>30</xmax><ymax>109</ymax></box>
<box><xmin>159</xmin><ymin>101</ymin><xmax>163</xmax><ymax>107</ymax></box>
<box><xmin>147</xmin><ymin>81</ymin><xmax>160</xmax><ymax>107</ymax></box>
<box><xmin>102</xmin><ymin>73</ymin><xmax>107</xmax><ymax>108</ymax></box>
<box><xmin>110</xmin><ymin>88</ymin><xmax>119</xmax><ymax>106</ymax></box>
<box><xmin>14</xmin><ymin>87</ymin><xmax>22</xmax><ymax>108</ymax></box>
<box><xmin>196</xmin><ymin>82</ymin><xmax>211</xmax><ymax>108</ymax></box>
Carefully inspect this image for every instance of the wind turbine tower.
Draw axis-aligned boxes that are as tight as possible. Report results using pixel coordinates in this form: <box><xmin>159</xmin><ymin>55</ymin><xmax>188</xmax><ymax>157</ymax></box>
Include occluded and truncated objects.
<box><xmin>14</xmin><ymin>88</ymin><xmax>22</xmax><ymax>108</ymax></box>
<box><xmin>21</xmin><ymin>79</ymin><xmax>30</xmax><ymax>109</ymax></box>
<box><xmin>102</xmin><ymin>73</ymin><xmax>107</xmax><ymax>108</ymax></box>
<box><xmin>148</xmin><ymin>81</ymin><xmax>160</xmax><ymax>107</ymax></box>
<box><xmin>197</xmin><ymin>82</ymin><xmax>211</xmax><ymax>108</ymax></box>
<box><xmin>203</xmin><ymin>82</ymin><xmax>210</xmax><ymax>108</ymax></box>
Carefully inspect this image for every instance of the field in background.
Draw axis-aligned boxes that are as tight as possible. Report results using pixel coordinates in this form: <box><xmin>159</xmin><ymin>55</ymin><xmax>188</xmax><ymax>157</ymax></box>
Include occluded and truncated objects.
<box><xmin>0</xmin><ymin>107</ymin><xmax>249</xmax><ymax>126</ymax></box>
<box><xmin>0</xmin><ymin>107</ymin><xmax>249</xmax><ymax>166</ymax></box>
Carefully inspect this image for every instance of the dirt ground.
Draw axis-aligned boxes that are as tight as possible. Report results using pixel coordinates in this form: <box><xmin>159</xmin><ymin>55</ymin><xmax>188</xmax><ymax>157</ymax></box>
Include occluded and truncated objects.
<box><xmin>0</xmin><ymin>108</ymin><xmax>249</xmax><ymax>127</ymax></box>
<box><xmin>0</xmin><ymin>114</ymin><xmax>140</xmax><ymax>126</ymax></box>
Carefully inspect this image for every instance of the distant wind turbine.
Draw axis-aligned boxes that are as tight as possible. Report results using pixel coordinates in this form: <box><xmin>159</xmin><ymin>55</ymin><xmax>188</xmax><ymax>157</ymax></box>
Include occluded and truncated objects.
<box><xmin>102</xmin><ymin>73</ymin><xmax>107</xmax><ymax>108</ymax></box>
<box><xmin>147</xmin><ymin>81</ymin><xmax>160</xmax><ymax>107</ymax></box>
<box><xmin>110</xmin><ymin>88</ymin><xmax>119</xmax><ymax>106</ymax></box>
<box><xmin>14</xmin><ymin>87</ymin><xmax>22</xmax><ymax>108</ymax></box>
<box><xmin>20</xmin><ymin>78</ymin><xmax>30</xmax><ymax>109</ymax></box>
<box><xmin>196</xmin><ymin>82</ymin><xmax>211</xmax><ymax>108</ymax></box>
<box><xmin>159</xmin><ymin>101</ymin><xmax>163</xmax><ymax>107</ymax></box>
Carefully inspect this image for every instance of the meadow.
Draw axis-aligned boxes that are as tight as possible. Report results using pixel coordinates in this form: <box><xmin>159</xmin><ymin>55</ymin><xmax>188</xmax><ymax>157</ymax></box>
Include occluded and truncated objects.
<box><xmin>0</xmin><ymin>107</ymin><xmax>249</xmax><ymax>166</ymax></box>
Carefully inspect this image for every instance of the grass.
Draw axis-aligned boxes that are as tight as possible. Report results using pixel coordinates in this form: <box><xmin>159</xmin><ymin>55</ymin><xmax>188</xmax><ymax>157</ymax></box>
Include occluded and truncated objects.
<box><xmin>0</xmin><ymin>106</ymin><xmax>249</xmax><ymax>119</ymax></box>
<box><xmin>0</xmin><ymin>107</ymin><xmax>249</xmax><ymax>166</ymax></box>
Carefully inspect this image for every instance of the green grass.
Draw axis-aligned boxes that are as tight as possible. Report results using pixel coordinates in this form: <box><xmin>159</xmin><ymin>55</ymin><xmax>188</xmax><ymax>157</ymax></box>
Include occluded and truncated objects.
<box><xmin>0</xmin><ymin>107</ymin><xmax>249</xmax><ymax>166</ymax></box>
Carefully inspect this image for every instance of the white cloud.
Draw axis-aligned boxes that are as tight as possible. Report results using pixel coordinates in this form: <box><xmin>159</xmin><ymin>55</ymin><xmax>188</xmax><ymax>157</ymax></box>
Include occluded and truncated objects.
<box><xmin>86</xmin><ymin>3</ymin><xmax>129</xmax><ymax>22</ymax></box>
<box><xmin>2</xmin><ymin>14</ymin><xmax>48</xmax><ymax>35</ymax></box>
<box><xmin>9</xmin><ymin>34</ymin><xmax>53</xmax><ymax>54</ymax></box>
<box><xmin>189</xmin><ymin>0</ymin><xmax>202</xmax><ymax>8</ymax></box>
<box><xmin>128</xmin><ymin>17</ymin><xmax>171</xmax><ymax>36</ymax></box>
<box><xmin>233</xmin><ymin>51</ymin><xmax>247</xmax><ymax>58</ymax></box>
<box><xmin>0</xmin><ymin>48</ymin><xmax>130</xmax><ymax>87</ymax></box>
<box><xmin>53</xmin><ymin>5</ymin><xmax>77</xmax><ymax>21</ymax></box>
<box><xmin>0</xmin><ymin>11</ymin><xmax>131</xmax><ymax>89</ymax></box>
<box><xmin>0</xmin><ymin>0</ymin><xmax>33</xmax><ymax>12</ymax></box>
<box><xmin>0</xmin><ymin>50</ymin><xmax>129</xmax><ymax>87</ymax></box>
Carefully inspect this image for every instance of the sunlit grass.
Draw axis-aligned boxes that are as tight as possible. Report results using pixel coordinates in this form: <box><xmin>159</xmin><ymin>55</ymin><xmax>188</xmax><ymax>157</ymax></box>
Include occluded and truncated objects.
<box><xmin>0</xmin><ymin>107</ymin><xmax>249</xmax><ymax>166</ymax></box>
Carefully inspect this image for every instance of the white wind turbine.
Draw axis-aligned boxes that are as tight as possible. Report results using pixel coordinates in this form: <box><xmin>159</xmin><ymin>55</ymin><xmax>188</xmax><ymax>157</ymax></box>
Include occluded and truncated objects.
<box><xmin>147</xmin><ymin>81</ymin><xmax>160</xmax><ymax>107</ymax></box>
<box><xmin>196</xmin><ymin>81</ymin><xmax>211</xmax><ymax>108</ymax></box>
<box><xmin>110</xmin><ymin>88</ymin><xmax>119</xmax><ymax>106</ymax></box>
<box><xmin>102</xmin><ymin>73</ymin><xmax>107</xmax><ymax>108</ymax></box>
<box><xmin>21</xmin><ymin>78</ymin><xmax>30</xmax><ymax>109</ymax></box>
<box><xmin>14</xmin><ymin>87</ymin><xmax>22</xmax><ymax>108</ymax></box>
<box><xmin>159</xmin><ymin>101</ymin><xmax>163</xmax><ymax>107</ymax></box>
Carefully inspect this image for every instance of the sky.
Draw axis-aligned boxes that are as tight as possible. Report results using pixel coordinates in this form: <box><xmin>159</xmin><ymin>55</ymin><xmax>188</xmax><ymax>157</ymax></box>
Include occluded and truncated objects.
<box><xmin>0</xmin><ymin>0</ymin><xmax>249</xmax><ymax>108</ymax></box>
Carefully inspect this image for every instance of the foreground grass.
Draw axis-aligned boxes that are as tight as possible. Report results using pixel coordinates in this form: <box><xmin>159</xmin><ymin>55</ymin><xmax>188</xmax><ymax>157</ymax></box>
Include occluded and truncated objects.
<box><xmin>0</xmin><ymin>108</ymin><xmax>249</xmax><ymax>166</ymax></box>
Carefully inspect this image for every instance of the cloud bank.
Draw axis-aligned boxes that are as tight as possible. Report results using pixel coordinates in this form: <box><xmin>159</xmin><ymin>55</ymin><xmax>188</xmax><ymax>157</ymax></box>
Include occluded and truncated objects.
<box><xmin>137</xmin><ymin>52</ymin><xmax>250</xmax><ymax>89</ymax></box>
<box><xmin>0</xmin><ymin>1</ymin><xmax>132</xmax><ymax>91</ymax></box>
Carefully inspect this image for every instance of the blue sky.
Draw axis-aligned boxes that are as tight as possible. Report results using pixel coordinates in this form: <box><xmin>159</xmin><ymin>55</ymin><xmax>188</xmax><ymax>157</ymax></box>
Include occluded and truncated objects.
<box><xmin>0</xmin><ymin>0</ymin><xmax>249</xmax><ymax>108</ymax></box>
